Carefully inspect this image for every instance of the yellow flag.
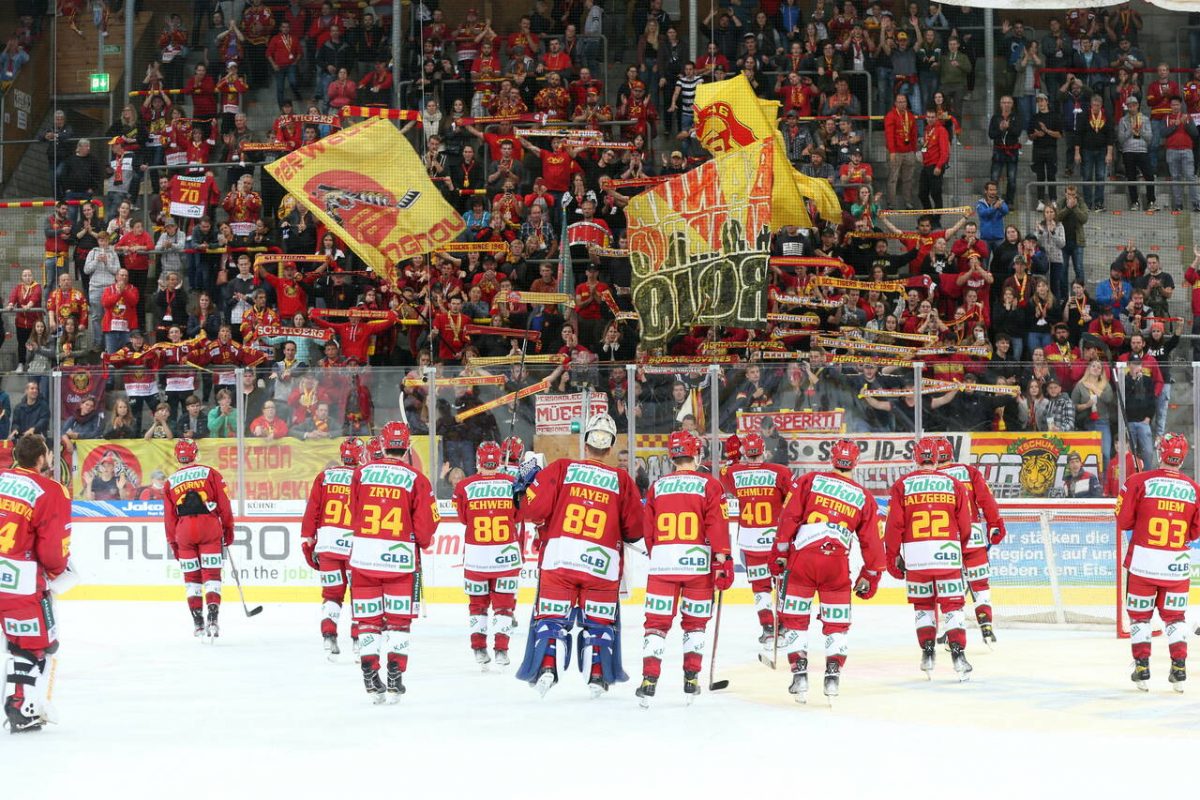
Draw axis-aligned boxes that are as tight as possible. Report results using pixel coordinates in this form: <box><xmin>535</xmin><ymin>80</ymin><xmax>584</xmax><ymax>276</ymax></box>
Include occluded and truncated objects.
<box><xmin>695</xmin><ymin>75</ymin><xmax>845</xmax><ymax>228</ymax></box>
<box><xmin>265</xmin><ymin>117</ymin><xmax>464</xmax><ymax>286</ymax></box>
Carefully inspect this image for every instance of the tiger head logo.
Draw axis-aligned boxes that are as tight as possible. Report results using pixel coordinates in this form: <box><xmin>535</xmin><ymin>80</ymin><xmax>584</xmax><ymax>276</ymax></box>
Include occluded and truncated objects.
<box><xmin>1009</xmin><ymin>436</ymin><xmax>1067</xmax><ymax>497</ymax></box>
<box><xmin>696</xmin><ymin>102</ymin><xmax>757</xmax><ymax>153</ymax></box>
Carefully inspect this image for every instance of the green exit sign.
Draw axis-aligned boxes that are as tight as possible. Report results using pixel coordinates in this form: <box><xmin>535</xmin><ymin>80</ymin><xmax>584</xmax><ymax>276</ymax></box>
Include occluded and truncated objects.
<box><xmin>89</xmin><ymin>72</ymin><xmax>110</xmax><ymax>93</ymax></box>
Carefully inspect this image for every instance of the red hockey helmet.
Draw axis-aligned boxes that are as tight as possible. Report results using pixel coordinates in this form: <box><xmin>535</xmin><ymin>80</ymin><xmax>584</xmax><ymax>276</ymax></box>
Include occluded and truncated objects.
<box><xmin>913</xmin><ymin>437</ymin><xmax>939</xmax><ymax>467</ymax></box>
<box><xmin>367</xmin><ymin>435</ymin><xmax>385</xmax><ymax>462</ymax></box>
<box><xmin>175</xmin><ymin>438</ymin><xmax>199</xmax><ymax>465</ymax></box>
<box><xmin>1159</xmin><ymin>433</ymin><xmax>1189</xmax><ymax>468</ymax></box>
<box><xmin>830</xmin><ymin>439</ymin><xmax>859</xmax><ymax>471</ymax></box>
<box><xmin>668</xmin><ymin>430</ymin><xmax>701</xmax><ymax>460</ymax></box>
<box><xmin>381</xmin><ymin>421</ymin><xmax>411</xmax><ymax>452</ymax></box>
<box><xmin>933</xmin><ymin>437</ymin><xmax>954</xmax><ymax>465</ymax></box>
<box><xmin>340</xmin><ymin>437</ymin><xmax>366</xmax><ymax>466</ymax></box>
<box><xmin>477</xmin><ymin>440</ymin><xmax>503</xmax><ymax>470</ymax></box>
<box><xmin>501</xmin><ymin>436</ymin><xmax>525</xmax><ymax>466</ymax></box>
<box><xmin>742</xmin><ymin>432</ymin><xmax>766</xmax><ymax>458</ymax></box>
<box><xmin>723</xmin><ymin>434</ymin><xmax>742</xmax><ymax>463</ymax></box>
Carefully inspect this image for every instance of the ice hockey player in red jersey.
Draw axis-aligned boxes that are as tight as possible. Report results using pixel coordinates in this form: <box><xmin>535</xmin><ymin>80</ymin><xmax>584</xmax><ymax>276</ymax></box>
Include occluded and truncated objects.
<box><xmin>301</xmin><ymin>436</ymin><xmax>365</xmax><ymax>659</ymax></box>
<box><xmin>720</xmin><ymin>434</ymin><xmax>742</xmax><ymax>476</ymax></box>
<box><xmin>884</xmin><ymin>437</ymin><xmax>975</xmax><ymax>679</ymax></box>
<box><xmin>720</xmin><ymin>432</ymin><xmax>795</xmax><ymax>646</ymax></box>
<box><xmin>500</xmin><ymin>436</ymin><xmax>525</xmax><ymax>479</ymax></box>
<box><xmin>934</xmin><ymin>437</ymin><xmax>1006</xmax><ymax>644</ymax></box>
<box><xmin>1116</xmin><ymin>433</ymin><xmax>1200</xmax><ymax>691</ymax></box>
<box><xmin>772</xmin><ymin>439</ymin><xmax>885</xmax><ymax>702</ymax></box>
<box><xmin>366</xmin><ymin>435</ymin><xmax>385</xmax><ymax>463</ymax></box>
<box><xmin>1</xmin><ymin>434</ymin><xmax>72</xmax><ymax>733</ymax></box>
<box><xmin>347</xmin><ymin>421</ymin><xmax>440</xmax><ymax>703</ymax></box>
<box><xmin>163</xmin><ymin>437</ymin><xmax>234</xmax><ymax>639</ymax></box>
<box><xmin>453</xmin><ymin>440</ymin><xmax>522</xmax><ymax>669</ymax></box>
<box><xmin>517</xmin><ymin>413</ymin><xmax>644</xmax><ymax>698</ymax></box>
<box><xmin>636</xmin><ymin>432</ymin><xmax>732</xmax><ymax>706</ymax></box>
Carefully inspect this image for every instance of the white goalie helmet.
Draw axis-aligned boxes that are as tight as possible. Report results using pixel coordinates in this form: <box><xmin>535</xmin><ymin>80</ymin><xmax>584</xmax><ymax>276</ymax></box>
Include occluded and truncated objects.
<box><xmin>584</xmin><ymin>412</ymin><xmax>618</xmax><ymax>451</ymax></box>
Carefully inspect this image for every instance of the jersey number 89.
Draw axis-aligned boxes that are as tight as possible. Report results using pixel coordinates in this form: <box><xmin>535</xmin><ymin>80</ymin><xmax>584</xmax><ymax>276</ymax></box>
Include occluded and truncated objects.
<box><xmin>563</xmin><ymin>503</ymin><xmax>606</xmax><ymax>539</ymax></box>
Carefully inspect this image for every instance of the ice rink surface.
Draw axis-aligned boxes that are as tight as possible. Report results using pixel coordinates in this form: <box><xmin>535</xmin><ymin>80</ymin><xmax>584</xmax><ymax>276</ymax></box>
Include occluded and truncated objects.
<box><xmin>3</xmin><ymin>600</ymin><xmax>1197</xmax><ymax>797</ymax></box>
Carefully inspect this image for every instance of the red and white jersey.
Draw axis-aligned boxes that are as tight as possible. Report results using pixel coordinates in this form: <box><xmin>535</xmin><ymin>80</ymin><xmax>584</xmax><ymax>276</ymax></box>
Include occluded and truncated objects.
<box><xmin>0</xmin><ymin>467</ymin><xmax>71</xmax><ymax>598</ymax></box>
<box><xmin>1116</xmin><ymin>468</ymin><xmax>1200</xmax><ymax>581</ymax></box>
<box><xmin>720</xmin><ymin>461</ymin><xmax>795</xmax><ymax>553</ymax></box>
<box><xmin>778</xmin><ymin>470</ymin><xmax>885</xmax><ymax>569</ymax></box>
<box><xmin>348</xmin><ymin>457</ymin><xmax>439</xmax><ymax>577</ymax></box>
<box><xmin>643</xmin><ymin>469</ymin><xmax>730</xmax><ymax>579</ymax></box>
<box><xmin>523</xmin><ymin>458</ymin><xmax>644</xmax><ymax>583</ymax></box>
<box><xmin>454</xmin><ymin>472</ymin><xmax>521</xmax><ymax>575</ymax></box>
<box><xmin>883</xmin><ymin>468</ymin><xmax>972</xmax><ymax>573</ymax></box>
<box><xmin>937</xmin><ymin>461</ymin><xmax>1002</xmax><ymax>552</ymax></box>
<box><xmin>301</xmin><ymin>465</ymin><xmax>355</xmax><ymax>563</ymax></box>
<box><xmin>163</xmin><ymin>463</ymin><xmax>234</xmax><ymax>546</ymax></box>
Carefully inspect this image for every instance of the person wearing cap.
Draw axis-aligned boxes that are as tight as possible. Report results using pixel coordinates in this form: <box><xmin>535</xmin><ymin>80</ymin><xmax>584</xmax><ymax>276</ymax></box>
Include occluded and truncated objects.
<box><xmin>1063</xmin><ymin>452</ymin><xmax>1100</xmax><ymax>497</ymax></box>
<box><xmin>214</xmin><ymin>60</ymin><xmax>248</xmax><ymax>134</ymax></box>
<box><xmin>661</xmin><ymin>149</ymin><xmax>688</xmax><ymax>175</ymax></box>
<box><xmin>1117</xmin><ymin>95</ymin><xmax>1156</xmax><ymax>211</ymax></box>
<box><xmin>838</xmin><ymin>145</ymin><xmax>872</xmax><ymax>205</ymax></box>
<box><xmin>1099</xmin><ymin>251</ymin><xmax>1136</xmax><ymax>315</ymax></box>
<box><xmin>1087</xmin><ymin>304</ymin><xmax>1127</xmax><ymax>352</ymax></box>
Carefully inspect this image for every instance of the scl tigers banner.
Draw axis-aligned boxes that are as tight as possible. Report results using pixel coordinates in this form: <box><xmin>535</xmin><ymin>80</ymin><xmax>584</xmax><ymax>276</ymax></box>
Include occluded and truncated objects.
<box><xmin>265</xmin><ymin>117</ymin><xmax>464</xmax><ymax>288</ymax></box>
<box><xmin>628</xmin><ymin>139</ymin><xmax>774</xmax><ymax>347</ymax></box>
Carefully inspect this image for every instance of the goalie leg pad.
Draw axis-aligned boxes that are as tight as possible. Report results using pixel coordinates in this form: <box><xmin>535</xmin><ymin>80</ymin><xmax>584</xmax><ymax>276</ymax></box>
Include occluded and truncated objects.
<box><xmin>515</xmin><ymin>614</ymin><xmax>571</xmax><ymax>683</ymax></box>
<box><xmin>579</xmin><ymin>619</ymin><xmax>627</xmax><ymax>685</ymax></box>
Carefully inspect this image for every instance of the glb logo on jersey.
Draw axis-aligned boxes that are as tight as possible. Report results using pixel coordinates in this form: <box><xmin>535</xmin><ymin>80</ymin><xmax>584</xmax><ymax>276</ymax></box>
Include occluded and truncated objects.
<box><xmin>563</xmin><ymin>463</ymin><xmax>620</xmax><ymax>492</ymax></box>
<box><xmin>496</xmin><ymin>545</ymin><xmax>521</xmax><ymax>566</ymax></box>
<box><xmin>0</xmin><ymin>559</ymin><xmax>20</xmax><ymax>592</ymax></box>
<box><xmin>934</xmin><ymin>543</ymin><xmax>959</xmax><ymax>561</ymax></box>
<box><xmin>810</xmin><ymin>475</ymin><xmax>866</xmax><ymax>508</ymax></box>
<box><xmin>654</xmin><ymin>475</ymin><xmax>707</xmax><ymax>497</ymax></box>
<box><xmin>1168</xmin><ymin>553</ymin><xmax>1191</xmax><ymax>574</ymax></box>
<box><xmin>383</xmin><ymin>543</ymin><xmax>414</xmax><ymax>567</ymax></box>
<box><xmin>1144</xmin><ymin>477</ymin><xmax>1198</xmax><ymax>503</ymax></box>
<box><xmin>359</xmin><ymin>464</ymin><xmax>417</xmax><ymax>490</ymax></box>
<box><xmin>679</xmin><ymin>546</ymin><xmax>711</xmax><ymax>568</ymax></box>
<box><xmin>580</xmin><ymin>546</ymin><xmax>612</xmax><ymax>575</ymax></box>
<box><xmin>3</xmin><ymin>617</ymin><xmax>40</xmax><ymax>637</ymax></box>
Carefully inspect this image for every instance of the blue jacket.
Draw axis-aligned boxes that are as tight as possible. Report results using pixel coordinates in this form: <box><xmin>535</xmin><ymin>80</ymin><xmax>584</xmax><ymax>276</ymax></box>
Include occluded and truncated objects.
<box><xmin>976</xmin><ymin>199</ymin><xmax>1009</xmax><ymax>241</ymax></box>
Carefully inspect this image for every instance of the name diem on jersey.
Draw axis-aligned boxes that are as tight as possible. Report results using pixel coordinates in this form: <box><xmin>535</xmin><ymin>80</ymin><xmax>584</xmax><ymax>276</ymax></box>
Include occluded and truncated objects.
<box><xmin>655</xmin><ymin>475</ymin><xmax>708</xmax><ymax>496</ymax></box>
<box><xmin>359</xmin><ymin>464</ymin><xmax>416</xmax><ymax>491</ymax></box>
<box><xmin>1144</xmin><ymin>477</ymin><xmax>1198</xmax><ymax>504</ymax></box>
<box><xmin>564</xmin><ymin>463</ymin><xmax>619</xmax><ymax>492</ymax></box>
<box><xmin>168</xmin><ymin>466</ymin><xmax>210</xmax><ymax>488</ymax></box>
<box><xmin>0</xmin><ymin>473</ymin><xmax>43</xmax><ymax>510</ymax></box>
<box><xmin>811</xmin><ymin>475</ymin><xmax>866</xmax><ymax>508</ymax></box>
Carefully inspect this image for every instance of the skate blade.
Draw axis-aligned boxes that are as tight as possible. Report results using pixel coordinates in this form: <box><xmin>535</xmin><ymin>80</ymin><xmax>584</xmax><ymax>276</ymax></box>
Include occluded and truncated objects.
<box><xmin>534</xmin><ymin>673</ymin><xmax>556</xmax><ymax>698</ymax></box>
<box><xmin>793</xmin><ymin>692</ymin><xmax>807</xmax><ymax>705</ymax></box>
<box><xmin>922</xmin><ymin>669</ymin><xmax>933</xmax><ymax>680</ymax></box>
<box><xmin>758</xmin><ymin>653</ymin><xmax>777</xmax><ymax>670</ymax></box>
<box><xmin>1173</xmin><ymin>682</ymin><xmax>1186</xmax><ymax>694</ymax></box>
<box><xmin>588</xmin><ymin>684</ymin><xmax>606</xmax><ymax>699</ymax></box>
<box><xmin>1135</xmin><ymin>681</ymin><xmax>1149</xmax><ymax>692</ymax></box>
<box><xmin>685</xmin><ymin>694</ymin><xmax>696</xmax><ymax>706</ymax></box>
<box><xmin>369</xmin><ymin>693</ymin><xmax>387</xmax><ymax>705</ymax></box>
<box><xmin>327</xmin><ymin>653</ymin><xmax>340</xmax><ymax>663</ymax></box>
<box><xmin>638</xmin><ymin>696</ymin><xmax>651</xmax><ymax>709</ymax></box>
<box><xmin>385</xmin><ymin>692</ymin><xmax>403</xmax><ymax>705</ymax></box>
<box><xmin>956</xmin><ymin>672</ymin><xmax>972</xmax><ymax>683</ymax></box>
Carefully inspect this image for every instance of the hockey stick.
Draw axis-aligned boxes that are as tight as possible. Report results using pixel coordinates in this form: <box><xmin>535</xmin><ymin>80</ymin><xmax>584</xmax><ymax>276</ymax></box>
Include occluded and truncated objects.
<box><xmin>758</xmin><ymin>571</ymin><xmax>787</xmax><ymax>670</ymax></box>
<box><xmin>708</xmin><ymin>590</ymin><xmax>729</xmax><ymax>691</ymax></box>
<box><xmin>222</xmin><ymin>546</ymin><xmax>264</xmax><ymax>617</ymax></box>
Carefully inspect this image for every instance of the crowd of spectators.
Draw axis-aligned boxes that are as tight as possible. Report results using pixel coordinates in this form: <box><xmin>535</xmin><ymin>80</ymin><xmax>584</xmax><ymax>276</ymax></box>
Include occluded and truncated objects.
<box><xmin>8</xmin><ymin>1</ymin><xmax>1200</xmax><ymax>488</ymax></box>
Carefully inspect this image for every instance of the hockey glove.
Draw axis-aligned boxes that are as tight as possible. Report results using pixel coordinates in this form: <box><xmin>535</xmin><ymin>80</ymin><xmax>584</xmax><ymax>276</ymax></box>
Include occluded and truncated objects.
<box><xmin>223</xmin><ymin>529</ymin><xmax>235</xmax><ymax>547</ymax></box>
<box><xmin>301</xmin><ymin>538</ymin><xmax>319</xmax><ymax>570</ymax></box>
<box><xmin>712</xmin><ymin>558</ymin><xmax>735</xmax><ymax>591</ymax></box>
<box><xmin>886</xmin><ymin>553</ymin><xmax>906</xmax><ymax>580</ymax></box>
<box><xmin>769</xmin><ymin>555</ymin><xmax>788</xmax><ymax>578</ymax></box>
<box><xmin>988</xmin><ymin>521</ymin><xmax>1007</xmax><ymax>546</ymax></box>
<box><xmin>854</xmin><ymin>568</ymin><xmax>881</xmax><ymax>600</ymax></box>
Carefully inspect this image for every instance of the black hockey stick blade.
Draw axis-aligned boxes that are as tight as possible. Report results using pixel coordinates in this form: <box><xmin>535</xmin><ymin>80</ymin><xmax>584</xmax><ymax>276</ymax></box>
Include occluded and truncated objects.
<box><xmin>709</xmin><ymin>678</ymin><xmax>730</xmax><ymax>691</ymax></box>
<box><xmin>245</xmin><ymin>605</ymin><xmax>264</xmax><ymax>617</ymax></box>
<box><xmin>758</xmin><ymin>652</ymin><xmax>777</xmax><ymax>670</ymax></box>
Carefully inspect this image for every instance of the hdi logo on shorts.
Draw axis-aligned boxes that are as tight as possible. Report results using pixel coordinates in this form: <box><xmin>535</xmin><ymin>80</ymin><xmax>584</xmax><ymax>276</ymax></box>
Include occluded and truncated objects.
<box><xmin>3</xmin><ymin>618</ymin><xmax>40</xmax><ymax>636</ymax></box>
<box><xmin>352</xmin><ymin>599</ymin><xmax>383</xmax><ymax>616</ymax></box>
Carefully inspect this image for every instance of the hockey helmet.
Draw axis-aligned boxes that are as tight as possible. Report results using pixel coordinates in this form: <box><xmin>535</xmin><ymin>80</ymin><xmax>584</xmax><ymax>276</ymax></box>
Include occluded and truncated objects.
<box><xmin>933</xmin><ymin>437</ymin><xmax>954</xmax><ymax>465</ymax></box>
<box><xmin>668</xmin><ymin>430</ymin><xmax>700</xmax><ymax>460</ymax></box>
<box><xmin>340</xmin><ymin>437</ymin><xmax>366</xmax><ymax>466</ymax></box>
<box><xmin>913</xmin><ymin>437</ymin><xmax>939</xmax><ymax>467</ymax></box>
<box><xmin>175</xmin><ymin>438</ymin><xmax>199</xmax><ymax>464</ymax></box>
<box><xmin>367</xmin><ymin>435</ymin><xmax>385</xmax><ymax>462</ymax></box>
<box><xmin>477</xmin><ymin>440</ymin><xmax>503</xmax><ymax>470</ymax></box>
<box><xmin>501</xmin><ymin>436</ymin><xmax>525</xmax><ymax>466</ymax></box>
<box><xmin>1159</xmin><ymin>433</ymin><xmax>1189</xmax><ymax>468</ymax></box>
<box><xmin>584</xmin><ymin>412</ymin><xmax>618</xmax><ymax>451</ymax></box>
<box><xmin>830</xmin><ymin>439</ymin><xmax>859</xmax><ymax>471</ymax></box>
<box><xmin>723</xmin><ymin>434</ymin><xmax>742</xmax><ymax>462</ymax></box>
<box><xmin>742</xmin><ymin>432</ymin><xmax>766</xmax><ymax>458</ymax></box>
<box><xmin>381</xmin><ymin>420</ymin><xmax>411</xmax><ymax>452</ymax></box>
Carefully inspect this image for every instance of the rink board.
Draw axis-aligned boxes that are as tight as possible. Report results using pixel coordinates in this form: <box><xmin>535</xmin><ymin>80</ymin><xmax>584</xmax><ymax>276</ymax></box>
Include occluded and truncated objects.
<box><xmin>58</xmin><ymin>499</ymin><xmax>1143</xmax><ymax>611</ymax></box>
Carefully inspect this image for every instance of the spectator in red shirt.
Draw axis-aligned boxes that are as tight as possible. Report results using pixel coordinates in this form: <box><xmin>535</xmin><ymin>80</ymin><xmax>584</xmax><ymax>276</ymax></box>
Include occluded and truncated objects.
<box><xmin>183</xmin><ymin>63</ymin><xmax>217</xmax><ymax>132</ymax></box>
<box><xmin>258</xmin><ymin>259</ymin><xmax>326</xmax><ymax>319</ymax></box>
<box><xmin>250</xmin><ymin>399</ymin><xmax>290</xmax><ymax>439</ymax></box>
<box><xmin>101</xmin><ymin>268</ymin><xmax>140</xmax><ymax>353</ymax></box>
<box><xmin>573</xmin><ymin>264</ymin><xmax>610</xmax><ymax>348</ymax></box>
<box><xmin>6</xmin><ymin>268</ymin><xmax>42</xmax><ymax>373</ymax></box>
<box><xmin>884</xmin><ymin>93</ymin><xmax>919</xmax><ymax>208</ymax></box>
<box><xmin>919</xmin><ymin>108</ymin><xmax>951</xmax><ymax>224</ymax></box>
<box><xmin>519</xmin><ymin>136</ymin><xmax>583</xmax><ymax>193</ymax></box>
<box><xmin>267</xmin><ymin>19</ymin><xmax>303</xmax><ymax>107</ymax></box>
<box><xmin>115</xmin><ymin>219</ymin><xmax>154</xmax><ymax>322</ymax></box>
<box><xmin>360</xmin><ymin>59</ymin><xmax>393</xmax><ymax>104</ymax></box>
<box><xmin>326</xmin><ymin>66</ymin><xmax>357</xmax><ymax>111</ymax></box>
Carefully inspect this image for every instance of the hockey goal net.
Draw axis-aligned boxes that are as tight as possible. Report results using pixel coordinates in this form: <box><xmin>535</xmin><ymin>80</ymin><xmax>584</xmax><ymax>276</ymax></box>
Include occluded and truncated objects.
<box><xmin>990</xmin><ymin>501</ymin><xmax>1123</xmax><ymax>634</ymax></box>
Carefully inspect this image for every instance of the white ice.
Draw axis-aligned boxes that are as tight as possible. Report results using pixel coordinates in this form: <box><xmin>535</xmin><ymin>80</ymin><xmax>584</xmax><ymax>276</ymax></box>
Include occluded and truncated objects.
<box><xmin>1</xmin><ymin>600</ymin><xmax>1195</xmax><ymax>797</ymax></box>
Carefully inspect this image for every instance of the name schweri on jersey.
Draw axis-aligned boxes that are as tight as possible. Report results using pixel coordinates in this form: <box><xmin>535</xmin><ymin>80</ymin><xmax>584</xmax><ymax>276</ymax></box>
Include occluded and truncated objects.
<box><xmin>1144</xmin><ymin>477</ymin><xmax>1198</xmax><ymax>503</ymax></box>
<box><xmin>359</xmin><ymin>464</ymin><xmax>416</xmax><ymax>490</ymax></box>
<box><xmin>564</xmin><ymin>463</ymin><xmax>619</xmax><ymax>492</ymax></box>
<box><xmin>654</xmin><ymin>474</ymin><xmax>707</xmax><ymax>496</ymax></box>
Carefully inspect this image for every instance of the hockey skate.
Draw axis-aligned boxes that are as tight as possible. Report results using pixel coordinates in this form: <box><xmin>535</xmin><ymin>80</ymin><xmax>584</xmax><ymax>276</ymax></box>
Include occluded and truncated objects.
<box><xmin>352</xmin><ymin>637</ymin><xmax>361</xmax><ymax>656</ymax></box>
<box><xmin>1131</xmin><ymin>657</ymin><xmax>1150</xmax><ymax>691</ymax></box>
<box><xmin>323</xmin><ymin>634</ymin><xmax>340</xmax><ymax>660</ymax></box>
<box><xmin>1169</xmin><ymin>659</ymin><xmax>1186</xmax><ymax>693</ymax></box>
<box><xmin>587</xmin><ymin>672</ymin><xmax>610</xmax><ymax>699</ymax></box>
<box><xmin>4</xmin><ymin>695</ymin><xmax>42</xmax><ymax>734</ymax></box>
<box><xmin>493</xmin><ymin>649</ymin><xmax>510</xmax><ymax>667</ymax></box>
<box><xmin>635</xmin><ymin>676</ymin><xmax>657</xmax><ymax>709</ymax></box>
<box><xmin>533</xmin><ymin>666</ymin><xmax>558</xmax><ymax>698</ymax></box>
<box><xmin>683</xmin><ymin>670</ymin><xmax>701</xmax><ymax>705</ymax></box>
<box><xmin>191</xmin><ymin>608</ymin><xmax>205</xmax><ymax>638</ymax></box>
<box><xmin>788</xmin><ymin>658</ymin><xmax>809</xmax><ymax>704</ymax></box>
<box><xmin>980</xmin><ymin>623</ymin><xmax>997</xmax><ymax>647</ymax></box>
<box><xmin>385</xmin><ymin>664</ymin><xmax>405</xmax><ymax>703</ymax></box>
<box><xmin>758</xmin><ymin>624</ymin><xmax>776</xmax><ymax>645</ymax></box>
<box><xmin>205</xmin><ymin>603</ymin><xmax>220</xmax><ymax>641</ymax></box>
<box><xmin>920</xmin><ymin>641</ymin><xmax>936</xmax><ymax>678</ymax></box>
<box><xmin>361</xmin><ymin>663</ymin><xmax>386</xmax><ymax>704</ymax></box>
<box><xmin>473</xmin><ymin>647</ymin><xmax>492</xmax><ymax>671</ymax></box>
<box><xmin>949</xmin><ymin>643</ymin><xmax>972</xmax><ymax>682</ymax></box>
<box><xmin>824</xmin><ymin>661</ymin><xmax>841</xmax><ymax>703</ymax></box>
